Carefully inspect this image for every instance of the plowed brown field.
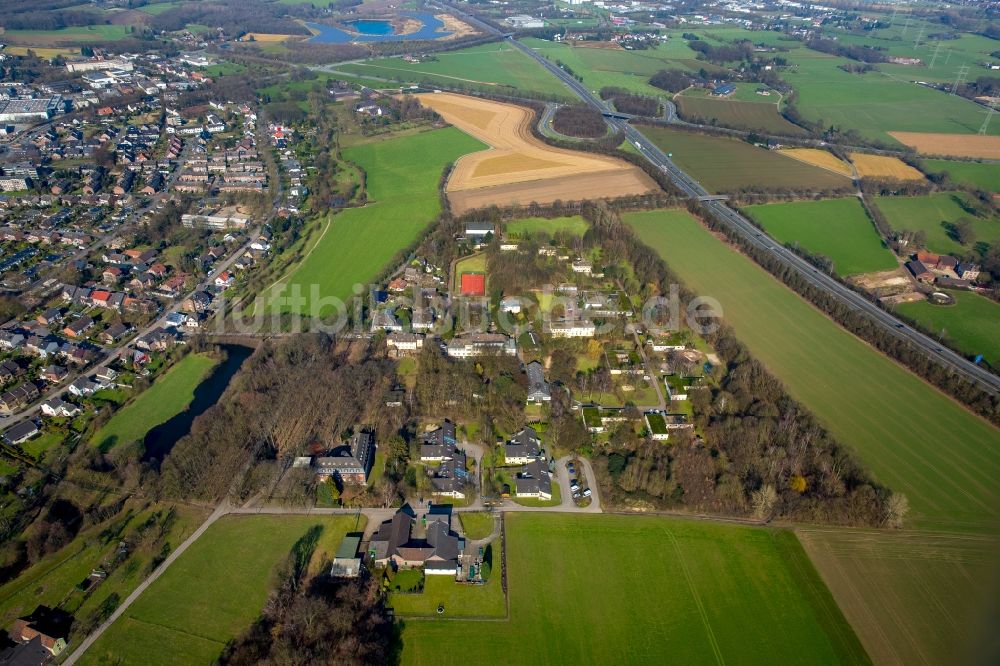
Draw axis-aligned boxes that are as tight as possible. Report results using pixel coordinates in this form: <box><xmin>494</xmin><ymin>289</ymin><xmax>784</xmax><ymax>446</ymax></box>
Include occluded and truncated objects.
<box><xmin>419</xmin><ymin>93</ymin><xmax>658</xmax><ymax>213</ymax></box>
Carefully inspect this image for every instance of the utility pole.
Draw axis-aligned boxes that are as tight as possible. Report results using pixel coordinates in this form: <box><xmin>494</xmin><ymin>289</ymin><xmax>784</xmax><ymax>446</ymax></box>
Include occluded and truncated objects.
<box><xmin>980</xmin><ymin>103</ymin><xmax>996</xmax><ymax>136</ymax></box>
<box><xmin>929</xmin><ymin>41</ymin><xmax>942</xmax><ymax>69</ymax></box>
<box><xmin>952</xmin><ymin>65</ymin><xmax>969</xmax><ymax>95</ymax></box>
<box><xmin>913</xmin><ymin>24</ymin><xmax>924</xmax><ymax>49</ymax></box>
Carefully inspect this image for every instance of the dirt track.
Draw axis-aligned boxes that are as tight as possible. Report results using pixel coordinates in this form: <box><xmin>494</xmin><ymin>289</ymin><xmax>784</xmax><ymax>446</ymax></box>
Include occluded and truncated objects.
<box><xmin>419</xmin><ymin>93</ymin><xmax>658</xmax><ymax>213</ymax></box>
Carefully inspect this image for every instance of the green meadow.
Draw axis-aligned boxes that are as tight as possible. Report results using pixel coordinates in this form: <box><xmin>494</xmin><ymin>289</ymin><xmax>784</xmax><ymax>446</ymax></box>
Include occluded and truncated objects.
<box><xmin>898</xmin><ymin>290</ymin><xmax>1000</xmax><ymax>367</ymax></box>
<box><xmin>505</xmin><ymin>215</ymin><xmax>590</xmax><ymax>238</ymax></box>
<box><xmin>81</xmin><ymin>515</ymin><xmax>362</xmax><ymax>666</ymax></box>
<box><xmin>268</xmin><ymin>127</ymin><xmax>484</xmax><ymax>316</ymax></box>
<box><xmin>743</xmin><ymin>198</ymin><xmax>897</xmax><ymax>276</ymax></box>
<box><xmin>91</xmin><ymin>353</ymin><xmax>219</xmax><ymax>451</ymax></box>
<box><xmin>639</xmin><ymin>125</ymin><xmax>851</xmax><ymax>193</ymax></box>
<box><xmin>336</xmin><ymin>42</ymin><xmax>573</xmax><ymax>100</ymax></box>
<box><xmin>922</xmin><ymin>160</ymin><xmax>1000</xmax><ymax>193</ymax></box>
<box><xmin>873</xmin><ymin>192</ymin><xmax>1000</xmax><ymax>256</ymax></box>
<box><xmin>401</xmin><ymin>513</ymin><xmax>868</xmax><ymax>665</ymax></box>
<box><xmin>625</xmin><ymin>208</ymin><xmax>1000</xmax><ymax>533</ymax></box>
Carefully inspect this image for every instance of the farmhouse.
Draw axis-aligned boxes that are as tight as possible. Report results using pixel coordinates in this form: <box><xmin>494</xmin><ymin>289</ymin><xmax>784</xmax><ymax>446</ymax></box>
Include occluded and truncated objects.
<box><xmin>711</xmin><ymin>83</ymin><xmax>737</xmax><ymax>97</ymax></box>
<box><xmin>9</xmin><ymin>605</ymin><xmax>72</xmax><ymax>656</ymax></box>
<box><xmin>315</xmin><ymin>431</ymin><xmax>376</xmax><ymax>486</ymax></box>
<box><xmin>369</xmin><ymin>510</ymin><xmax>463</xmax><ymax>575</ymax></box>
<box><xmin>505</xmin><ymin>426</ymin><xmax>542</xmax><ymax>464</ymax></box>
<box><xmin>905</xmin><ymin>260</ymin><xmax>934</xmax><ymax>283</ymax></box>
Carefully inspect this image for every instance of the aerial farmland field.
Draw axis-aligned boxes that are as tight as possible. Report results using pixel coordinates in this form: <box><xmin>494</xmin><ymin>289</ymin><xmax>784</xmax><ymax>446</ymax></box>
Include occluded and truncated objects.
<box><xmin>267</xmin><ymin>127</ymin><xmax>484</xmax><ymax>316</ymax></box>
<box><xmin>639</xmin><ymin>125</ymin><xmax>852</xmax><ymax>193</ymax></box>
<box><xmin>625</xmin><ymin>208</ymin><xmax>1000</xmax><ymax>534</ymax></box>
<box><xmin>626</xmin><ymin>208</ymin><xmax>1000</xmax><ymax>666</ymax></box>
<box><xmin>780</xmin><ymin>148</ymin><xmax>854</xmax><ymax>177</ymax></box>
<box><xmin>873</xmin><ymin>192</ymin><xmax>1000</xmax><ymax>256</ymax></box>
<box><xmin>0</xmin><ymin>24</ymin><xmax>131</xmax><ymax>45</ymax></box>
<box><xmin>849</xmin><ymin>153</ymin><xmax>924</xmax><ymax>181</ymax></box>
<box><xmin>520</xmin><ymin>36</ymin><xmax>721</xmax><ymax>96</ymax></box>
<box><xmin>420</xmin><ymin>93</ymin><xmax>657</xmax><ymax>214</ymax></box>
<box><xmin>335</xmin><ymin>42</ymin><xmax>573</xmax><ymax>100</ymax></box>
<box><xmin>81</xmin><ymin>515</ymin><xmax>363</xmax><ymax>666</ymax></box>
<box><xmin>675</xmin><ymin>88</ymin><xmax>807</xmax><ymax>135</ymax></box>
<box><xmin>897</xmin><ymin>290</ymin><xmax>1000</xmax><ymax>367</ymax></box>
<box><xmin>743</xmin><ymin>198</ymin><xmax>897</xmax><ymax>276</ymax></box>
<box><xmin>401</xmin><ymin>513</ymin><xmax>868</xmax><ymax>665</ymax></box>
<box><xmin>921</xmin><ymin>160</ymin><xmax>1000</xmax><ymax>193</ymax></box>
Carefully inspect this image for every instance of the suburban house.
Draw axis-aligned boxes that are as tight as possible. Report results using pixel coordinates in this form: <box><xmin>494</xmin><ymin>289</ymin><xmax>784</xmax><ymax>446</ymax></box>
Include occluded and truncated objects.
<box><xmin>62</xmin><ymin>315</ymin><xmax>94</xmax><ymax>339</ymax></box>
<box><xmin>420</xmin><ymin>420</ymin><xmax>458</xmax><ymax>461</ymax></box>
<box><xmin>505</xmin><ymin>426</ymin><xmax>542</xmax><ymax>465</ymax></box>
<box><xmin>0</xmin><ymin>383</ymin><xmax>40</xmax><ymax>414</ymax></box>
<box><xmin>515</xmin><ymin>458</ymin><xmax>552</xmax><ymax>500</ymax></box>
<box><xmin>369</xmin><ymin>510</ymin><xmax>464</xmax><ymax>575</ymax></box>
<box><xmin>315</xmin><ymin>431</ymin><xmax>376</xmax><ymax>486</ymax></box>
<box><xmin>9</xmin><ymin>605</ymin><xmax>73</xmax><ymax>656</ymax></box>
<box><xmin>2</xmin><ymin>420</ymin><xmax>39</xmax><ymax>446</ymax></box>
<box><xmin>41</xmin><ymin>397</ymin><xmax>80</xmax><ymax>419</ymax></box>
<box><xmin>430</xmin><ymin>448</ymin><xmax>469</xmax><ymax>499</ymax></box>
<box><xmin>955</xmin><ymin>262</ymin><xmax>981</xmax><ymax>281</ymax></box>
<box><xmin>525</xmin><ymin>361</ymin><xmax>551</xmax><ymax>403</ymax></box>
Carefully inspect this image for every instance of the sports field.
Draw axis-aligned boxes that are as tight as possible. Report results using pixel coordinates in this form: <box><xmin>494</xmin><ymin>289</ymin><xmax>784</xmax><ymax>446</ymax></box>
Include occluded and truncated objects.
<box><xmin>798</xmin><ymin>528</ymin><xmax>1000</xmax><ymax>666</ymax></box>
<box><xmin>401</xmin><ymin>513</ymin><xmax>868</xmax><ymax>665</ymax></box>
<box><xmin>336</xmin><ymin>42</ymin><xmax>573</xmax><ymax>100</ymax></box>
<box><xmin>675</xmin><ymin>95</ymin><xmax>807</xmax><ymax>135</ymax></box>
<box><xmin>81</xmin><ymin>514</ymin><xmax>362</xmax><ymax>666</ymax></box>
<box><xmin>506</xmin><ymin>215</ymin><xmax>589</xmax><ymax>238</ymax></box>
<box><xmin>420</xmin><ymin>94</ymin><xmax>657</xmax><ymax>214</ymax></box>
<box><xmin>743</xmin><ymin>198</ymin><xmax>897</xmax><ymax>276</ymax></box>
<box><xmin>91</xmin><ymin>353</ymin><xmax>220</xmax><ymax>451</ymax></box>
<box><xmin>267</xmin><ymin>127</ymin><xmax>484</xmax><ymax>316</ymax></box>
<box><xmin>897</xmin><ymin>290</ymin><xmax>1000</xmax><ymax>367</ymax></box>
<box><xmin>922</xmin><ymin>160</ymin><xmax>1000</xmax><ymax>193</ymax></box>
<box><xmin>639</xmin><ymin>125</ymin><xmax>851</xmax><ymax>193</ymax></box>
<box><xmin>780</xmin><ymin>148</ymin><xmax>855</xmax><ymax>177</ymax></box>
<box><xmin>625</xmin><ymin>208</ymin><xmax>1000</xmax><ymax>534</ymax></box>
<box><xmin>873</xmin><ymin>192</ymin><xmax>1000</xmax><ymax>256</ymax></box>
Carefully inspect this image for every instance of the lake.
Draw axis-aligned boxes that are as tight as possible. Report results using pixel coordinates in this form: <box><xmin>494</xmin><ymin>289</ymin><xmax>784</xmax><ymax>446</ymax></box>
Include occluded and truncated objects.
<box><xmin>307</xmin><ymin>12</ymin><xmax>452</xmax><ymax>44</ymax></box>
<box><xmin>141</xmin><ymin>344</ymin><xmax>254</xmax><ymax>463</ymax></box>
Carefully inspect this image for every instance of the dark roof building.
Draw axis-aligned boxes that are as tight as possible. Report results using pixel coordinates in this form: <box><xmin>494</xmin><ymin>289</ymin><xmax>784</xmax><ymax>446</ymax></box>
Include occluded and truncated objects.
<box><xmin>430</xmin><ymin>449</ymin><xmax>469</xmax><ymax>499</ymax></box>
<box><xmin>526</xmin><ymin>361</ymin><xmax>551</xmax><ymax>403</ymax></box>
<box><xmin>369</xmin><ymin>510</ymin><xmax>464</xmax><ymax>575</ymax></box>
<box><xmin>420</xmin><ymin>420</ymin><xmax>457</xmax><ymax>461</ymax></box>
<box><xmin>505</xmin><ymin>426</ymin><xmax>542</xmax><ymax>464</ymax></box>
<box><xmin>515</xmin><ymin>459</ymin><xmax>552</xmax><ymax>499</ymax></box>
<box><xmin>315</xmin><ymin>432</ymin><xmax>376</xmax><ymax>485</ymax></box>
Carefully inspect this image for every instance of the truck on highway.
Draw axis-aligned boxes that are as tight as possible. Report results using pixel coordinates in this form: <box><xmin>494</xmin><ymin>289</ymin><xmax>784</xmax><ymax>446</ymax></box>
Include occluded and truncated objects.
<box><xmin>634</xmin><ymin>141</ymin><xmax>642</xmax><ymax>150</ymax></box>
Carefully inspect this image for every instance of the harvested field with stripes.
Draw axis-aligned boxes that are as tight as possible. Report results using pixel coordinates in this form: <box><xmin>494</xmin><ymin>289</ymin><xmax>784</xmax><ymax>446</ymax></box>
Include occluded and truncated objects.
<box><xmin>889</xmin><ymin>132</ymin><xmax>1000</xmax><ymax>159</ymax></box>
<box><xmin>849</xmin><ymin>153</ymin><xmax>925</xmax><ymax>181</ymax></box>
<box><xmin>780</xmin><ymin>149</ymin><xmax>855</xmax><ymax>178</ymax></box>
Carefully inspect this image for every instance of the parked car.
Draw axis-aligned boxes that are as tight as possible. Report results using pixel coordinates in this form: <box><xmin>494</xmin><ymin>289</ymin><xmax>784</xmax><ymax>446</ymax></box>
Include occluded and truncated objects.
<box><xmin>583</xmin><ymin>488</ymin><xmax>592</xmax><ymax>497</ymax></box>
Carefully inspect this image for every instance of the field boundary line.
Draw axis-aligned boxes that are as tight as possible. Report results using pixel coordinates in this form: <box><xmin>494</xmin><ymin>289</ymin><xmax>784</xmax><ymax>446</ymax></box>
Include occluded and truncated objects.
<box><xmin>123</xmin><ymin>614</ymin><xmax>228</xmax><ymax>645</ymax></box>
<box><xmin>664</xmin><ymin>527</ymin><xmax>725</xmax><ymax>666</ymax></box>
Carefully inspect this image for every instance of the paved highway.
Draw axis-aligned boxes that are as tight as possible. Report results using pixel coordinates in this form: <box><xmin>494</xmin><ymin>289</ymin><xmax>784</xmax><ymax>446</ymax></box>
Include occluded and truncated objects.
<box><xmin>434</xmin><ymin>3</ymin><xmax>1000</xmax><ymax>395</ymax></box>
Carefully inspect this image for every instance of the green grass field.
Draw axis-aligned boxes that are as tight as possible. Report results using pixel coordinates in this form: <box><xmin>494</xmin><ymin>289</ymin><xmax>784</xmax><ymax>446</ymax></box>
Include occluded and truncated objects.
<box><xmin>336</xmin><ymin>43</ymin><xmax>573</xmax><ymax>100</ymax></box>
<box><xmin>81</xmin><ymin>515</ymin><xmax>362</xmax><ymax>666</ymax></box>
<box><xmin>1</xmin><ymin>25</ymin><xmax>131</xmax><ymax>45</ymax></box>
<box><xmin>798</xmin><ymin>528</ymin><xmax>1000</xmax><ymax>666</ymax></box>
<box><xmin>782</xmin><ymin>50</ymin><xmax>995</xmax><ymax>143</ymax></box>
<box><xmin>505</xmin><ymin>215</ymin><xmax>589</xmax><ymax>239</ymax></box>
<box><xmin>743</xmin><ymin>198</ymin><xmax>897</xmax><ymax>276</ymax></box>
<box><xmin>458</xmin><ymin>512</ymin><xmax>495</xmax><ymax>540</ymax></box>
<box><xmin>873</xmin><ymin>192</ymin><xmax>1000</xmax><ymax>256</ymax></box>
<box><xmin>676</xmin><ymin>94</ymin><xmax>807</xmax><ymax>135</ymax></box>
<box><xmin>625</xmin><ymin>209</ymin><xmax>1000</xmax><ymax>534</ymax></box>
<box><xmin>639</xmin><ymin>126</ymin><xmax>851</xmax><ymax>193</ymax></box>
<box><xmin>91</xmin><ymin>353</ymin><xmax>219</xmax><ymax>451</ymax></box>
<box><xmin>897</xmin><ymin>290</ymin><xmax>1000</xmax><ymax>367</ymax></box>
<box><xmin>267</xmin><ymin>127</ymin><xmax>484</xmax><ymax>316</ymax></box>
<box><xmin>922</xmin><ymin>160</ymin><xmax>1000</xmax><ymax>194</ymax></box>
<box><xmin>401</xmin><ymin>513</ymin><xmax>868</xmax><ymax>665</ymax></box>
<box><xmin>390</xmin><ymin>572</ymin><xmax>505</xmax><ymax>618</ymax></box>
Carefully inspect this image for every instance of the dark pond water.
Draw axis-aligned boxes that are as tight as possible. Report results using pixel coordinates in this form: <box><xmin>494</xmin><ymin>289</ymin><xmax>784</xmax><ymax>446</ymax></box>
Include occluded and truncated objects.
<box><xmin>306</xmin><ymin>12</ymin><xmax>451</xmax><ymax>43</ymax></box>
<box><xmin>141</xmin><ymin>344</ymin><xmax>254</xmax><ymax>463</ymax></box>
